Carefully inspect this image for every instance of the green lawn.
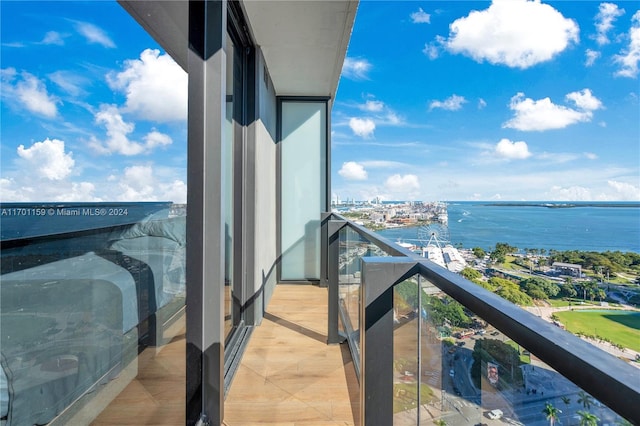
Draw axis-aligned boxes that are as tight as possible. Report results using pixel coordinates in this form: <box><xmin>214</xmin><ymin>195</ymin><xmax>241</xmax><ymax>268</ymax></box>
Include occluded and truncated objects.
<box><xmin>547</xmin><ymin>299</ymin><xmax>572</xmax><ymax>308</ymax></box>
<box><xmin>554</xmin><ymin>309</ymin><xmax>640</xmax><ymax>352</ymax></box>
<box><xmin>547</xmin><ymin>298</ymin><xmax>601</xmax><ymax>308</ymax></box>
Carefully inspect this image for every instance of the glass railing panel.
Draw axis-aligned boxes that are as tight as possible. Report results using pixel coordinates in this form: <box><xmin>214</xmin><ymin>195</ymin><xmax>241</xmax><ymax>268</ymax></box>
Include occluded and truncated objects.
<box><xmin>0</xmin><ymin>2</ymin><xmax>187</xmax><ymax>424</ymax></box>
<box><xmin>338</xmin><ymin>226</ymin><xmax>363</xmax><ymax>359</ymax></box>
<box><xmin>1</xmin><ymin>206</ymin><xmax>187</xmax><ymax>424</ymax></box>
<box><xmin>416</xmin><ymin>275</ymin><xmax>633</xmax><ymax>426</ymax></box>
<box><xmin>392</xmin><ymin>274</ymin><xmax>422</xmax><ymax>425</ymax></box>
<box><xmin>338</xmin><ymin>225</ymin><xmax>394</xmax><ymax>366</ymax></box>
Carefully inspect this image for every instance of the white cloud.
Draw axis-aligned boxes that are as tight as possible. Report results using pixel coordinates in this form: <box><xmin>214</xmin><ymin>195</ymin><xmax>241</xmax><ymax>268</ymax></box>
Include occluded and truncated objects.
<box><xmin>1</xmin><ymin>142</ymin><xmax>186</xmax><ymax>202</ymax></box>
<box><xmin>1</xmin><ymin>139</ymin><xmax>102</xmax><ymax>202</ymax></box>
<box><xmin>354</xmin><ymin>97</ymin><xmax>404</xmax><ymax>126</ymax></box>
<box><xmin>0</xmin><ymin>178</ymin><xmax>99</xmax><ymax>202</ymax></box>
<box><xmin>384</xmin><ymin>174</ymin><xmax>420</xmax><ymax>199</ymax></box>
<box><xmin>566</xmin><ymin>88</ymin><xmax>603</xmax><ymax>111</ymax></box>
<box><xmin>584</xmin><ymin>152</ymin><xmax>598</xmax><ymax>160</ymax></box>
<box><xmin>429</xmin><ymin>94</ymin><xmax>467</xmax><ymax>111</ymax></box>
<box><xmin>494</xmin><ymin>138</ymin><xmax>532</xmax><ymax>160</ymax></box>
<box><xmin>546</xmin><ymin>185</ymin><xmax>594</xmax><ymax>201</ymax></box>
<box><xmin>349</xmin><ymin>117</ymin><xmax>376</xmax><ymax>138</ymax></box>
<box><xmin>115</xmin><ymin>165</ymin><xmax>187</xmax><ymax>203</ymax></box>
<box><xmin>545</xmin><ymin>181</ymin><xmax>640</xmax><ymax>201</ymax></box>
<box><xmin>594</xmin><ymin>3</ymin><xmax>625</xmax><ymax>46</ymax></box>
<box><xmin>360</xmin><ymin>99</ymin><xmax>384</xmax><ymax>112</ymax></box>
<box><xmin>338</xmin><ymin>161</ymin><xmax>368</xmax><ymax>180</ymax></box>
<box><xmin>74</xmin><ymin>21</ymin><xmax>115</xmax><ymax>48</ymax></box>
<box><xmin>441</xmin><ymin>0</ymin><xmax>579</xmax><ymax>69</ymax></box>
<box><xmin>42</xmin><ymin>31</ymin><xmax>64</xmax><ymax>46</ymax></box>
<box><xmin>503</xmin><ymin>90</ymin><xmax>602</xmax><ymax>131</ymax></box>
<box><xmin>48</xmin><ymin>71</ymin><xmax>89</xmax><ymax>97</ymax></box>
<box><xmin>0</xmin><ymin>178</ymin><xmax>22</xmax><ymax>201</ymax></box>
<box><xmin>536</xmin><ymin>151</ymin><xmax>582</xmax><ymax>164</ymax></box>
<box><xmin>144</xmin><ymin>130</ymin><xmax>173</xmax><ymax>149</ymax></box>
<box><xmin>614</xmin><ymin>11</ymin><xmax>640</xmax><ymax>78</ymax></box>
<box><xmin>1</xmin><ymin>69</ymin><xmax>59</xmax><ymax>118</ymax></box>
<box><xmin>607</xmin><ymin>180</ymin><xmax>640</xmax><ymax>200</ymax></box>
<box><xmin>585</xmin><ymin>49</ymin><xmax>601</xmax><ymax>66</ymax></box>
<box><xmin>62</xmin><ymin>182</ymin><xmax>99</xmax><ymax>202</ymax></box>
<box><xmin>117</xmin><ymin>166</ymin><xmax>157</xmax><ymax>200</ymax></box>
<box><xmin>90</xmin><ymin>104</ymin><xmax>173</xmax><ymax>155</ymax></box>
<box><xmin>91</xmin><ymin>104</ymin><xmax>141</xmax><ymax>155</ymax></box>
<box><xmin>108</xmin><ymin>49</ymin><xmax>187</xmax><ymax>122</ymax></box>
<box><xmin>16</xmin><ymin>138</ymin><xmax>74</xmax><ymax>180</ymax></box>
<box><xmin>160</xmin><ymin>180</ymin><xmax>188</xmax><ymax>204</ymax></box>
<box><xmin>478</xmin><ymin>98</ymin><xmax>487</xmax><ymax>109</ymax></box>
<box><xmin>411</xmin><ymin>8</ymin><xmax>431</xmax><ymax>24</ymax></box>
<box><xmin>342</xmin><ymin>57</ymin><xmax>372</xmax><ymax>80</ymax></box>
<box><xmin>422</xmin><ymin>41</ymin><xmax>441</xmax><ymax>60</ymax></box>
<box><xmin>360</xmin><ymin>160</ymin><xmax>409</xmax><ymax>169</ymax></box>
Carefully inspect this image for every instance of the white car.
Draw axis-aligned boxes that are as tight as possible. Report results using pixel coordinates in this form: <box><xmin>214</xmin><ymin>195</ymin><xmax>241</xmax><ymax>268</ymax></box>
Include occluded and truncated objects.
<box><xmin>487</xmin><ymin>409</ymin><xmax>503</xmax><ymax>420</ymax></box>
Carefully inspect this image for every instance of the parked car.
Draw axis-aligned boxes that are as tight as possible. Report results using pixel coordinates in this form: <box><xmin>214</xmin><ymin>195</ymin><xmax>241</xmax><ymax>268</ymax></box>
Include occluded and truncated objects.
<box><xmin>487</xmin><ymin>409</ymin><xmax>503</xmax><ymax>420</ymax></box>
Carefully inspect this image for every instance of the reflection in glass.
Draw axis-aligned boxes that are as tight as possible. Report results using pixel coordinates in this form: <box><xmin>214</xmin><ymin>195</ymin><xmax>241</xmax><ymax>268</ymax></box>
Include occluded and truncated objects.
<box><xmin>383</xmin><ymin>275</ymin><xmax>637</xmax><ymax>426</ymax></box>
<box><xmin>393</xmin><ymin>275</ymin><xmax>420</xmax><ymax>425</ymax></box>
<box><xmin>224</xmin><ymin>34</ymin><xmax>235</xmax><ymax>340</ymax></box>
<box><xmin>1</xmin><ymin>205</ymin><xmax>187</xmax><ymax>424</ymax></box>
<box><xmin>338</xmin><ymin>227</ymin><xmax>394</xmax><ymax>365</ymax></box>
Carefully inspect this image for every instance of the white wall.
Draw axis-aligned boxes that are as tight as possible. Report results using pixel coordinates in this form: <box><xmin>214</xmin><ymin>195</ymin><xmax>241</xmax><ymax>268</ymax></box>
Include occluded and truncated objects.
<box><xmin>248</xmin><ymin>48</ymin><xmax>278</xmax><ymax>324</ymax></box>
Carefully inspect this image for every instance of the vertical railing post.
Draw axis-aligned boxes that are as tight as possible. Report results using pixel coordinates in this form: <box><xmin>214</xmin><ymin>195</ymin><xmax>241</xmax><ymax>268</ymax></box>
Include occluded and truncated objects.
<box><xmin>360</xmin><ymin>258</ymin><xmax>418</xmax><ymax>425</ymax></box>
<box><xmin>320</xmin><ymin>212</ymin><xmax>331</xmax><ymax>288</ymax></box>
<box><xmin>327</xmin><ymin>219</ymin><xmax>346</xmax><ymax>344</ymax></box>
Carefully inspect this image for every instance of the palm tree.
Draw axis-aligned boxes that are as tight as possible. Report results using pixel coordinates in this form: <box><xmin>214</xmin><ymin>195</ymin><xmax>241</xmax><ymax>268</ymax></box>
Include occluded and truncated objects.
<box><xmin>561</xmin><ymin>396</ymin><xmax>571</xmax><ymax>408</ymax></box>
<box><xmin>577</xmin><ymin>410</ymin><xmax>599</xmax><ymax>426</ymax></box>
<box><xmin>577</xmin><ymin>391</ymin><xmax>594</xmax><ymax>410</ymax></box>
<box><xmin>542</xmin><ymin>402</ymin><xmax>561</xmax><ymax>426</ymax></box>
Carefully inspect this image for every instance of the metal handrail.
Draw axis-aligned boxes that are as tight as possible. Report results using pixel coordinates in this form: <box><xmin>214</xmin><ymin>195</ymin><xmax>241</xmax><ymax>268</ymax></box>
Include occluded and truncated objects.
<box><xmin>330</xmin><ymin>212</ymin><xmax>414</xmax><ymax>258</ymax></box>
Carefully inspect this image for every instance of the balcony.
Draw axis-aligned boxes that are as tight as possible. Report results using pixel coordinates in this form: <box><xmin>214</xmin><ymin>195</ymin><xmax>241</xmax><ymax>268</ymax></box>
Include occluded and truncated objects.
<box><xmin>224</xmin><ymin>285</ymin><xmax>359</xmax><ymax>425</ymax></box>
<box><xmin>94</xmin><ymin>285</ymin><xmax>359</xmax><ymax>425</ymax></box>
<box><xmin>323</xmin><ymin>213</ymin><xmax>640</xmax><ymax>426</ymax></box>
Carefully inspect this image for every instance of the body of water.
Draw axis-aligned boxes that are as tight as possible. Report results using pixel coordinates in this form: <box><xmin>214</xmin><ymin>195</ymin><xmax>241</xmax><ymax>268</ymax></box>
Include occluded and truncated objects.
<box><xmin>377</xmin><ymin>202</ymin><xmax>640</xmax><ymax>253</ymax></box>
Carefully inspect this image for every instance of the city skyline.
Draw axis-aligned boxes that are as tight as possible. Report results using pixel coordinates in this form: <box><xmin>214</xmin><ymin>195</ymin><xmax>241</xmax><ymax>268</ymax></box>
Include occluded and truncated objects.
<box><xmin>1</xmin><ymin>1</ymin><xmax>639</xmax><ymax>203</ymax></box>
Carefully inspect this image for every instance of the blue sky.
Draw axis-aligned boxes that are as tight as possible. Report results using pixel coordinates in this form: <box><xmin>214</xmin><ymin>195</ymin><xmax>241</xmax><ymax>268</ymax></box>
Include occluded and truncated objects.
<box><xmin>1</xmin><ymin>1</ymin><xmax>639</xmax><ymax>203</ymax></box>
<box><xmin>332</xmin><ymin>0</ymin><xmax>640</xmax><ymax>202</ymax></box>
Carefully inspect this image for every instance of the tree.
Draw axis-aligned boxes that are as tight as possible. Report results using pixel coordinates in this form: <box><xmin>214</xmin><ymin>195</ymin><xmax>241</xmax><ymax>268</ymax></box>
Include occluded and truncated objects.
<box><xmin>577</xmin><ymin>410</ymin><xmax>599</xmax><ymax>426</ymax></box>
<box><xmin>542</xmin><ymin>402</ymin><xmax>561</xmax><ymax>426</ymax></box>
<box><xmin>472</xmin><ymin>247</ymin><xmax>486</xmax><ymax>259</ymax></box>
<box><xmin>579</xmin><ymin>281</ymin><xmax>598</xmax><ymax>301</ymax></box>
<box><xmin>460</xmin><ymin>267</ymin><xmax>482</xmax><ymax>281</ymax></box>
<box><xmin>577</xmin><ymin>391</ymin><xmax>594</xmax><ymax>410</ymax></box>
<box><xmin>560</xmin><ymin>281</ymin><xmax>577</xmax><ymax>298</ymax></box>
<box><xmin>561</xmin><ymin>396</ymin><xmax>571</xmax><ymax>408</ymax></box>
<box><xmin>433</xmin><ymin>420</ymin><xmax>447</xmax><ymax>426</ymax></box>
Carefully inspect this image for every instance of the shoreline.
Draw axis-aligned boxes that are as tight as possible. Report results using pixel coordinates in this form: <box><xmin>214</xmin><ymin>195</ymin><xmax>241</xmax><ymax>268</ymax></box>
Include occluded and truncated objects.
<box><xmin>483</xmin><ymin>202</ymin><xmax>640</xmax><ymax>208</ymax></box>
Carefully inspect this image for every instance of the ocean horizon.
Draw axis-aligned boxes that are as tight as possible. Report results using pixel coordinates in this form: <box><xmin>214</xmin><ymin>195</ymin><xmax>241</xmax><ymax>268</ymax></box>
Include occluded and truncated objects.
<box><xmin>1</xmin><ymin>200</ymin><xmax>639</xmax><ymax>253</ymax></box>
<box><xmin>376</xmin><ymin>201</ymin><xmax>640</xmax><ymax>254</ymax></box>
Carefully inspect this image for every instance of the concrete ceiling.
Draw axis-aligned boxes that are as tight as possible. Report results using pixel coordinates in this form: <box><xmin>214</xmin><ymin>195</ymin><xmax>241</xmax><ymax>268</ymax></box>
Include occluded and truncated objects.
<box><xmin>241</xmin><ymin>0</ymin><xmax>358</xmax><ymax>97</ymax></box>
<box><xmin>119</xmin><ymin>0</ymin><xmax>358</xmax><ymax>98</ymax></box>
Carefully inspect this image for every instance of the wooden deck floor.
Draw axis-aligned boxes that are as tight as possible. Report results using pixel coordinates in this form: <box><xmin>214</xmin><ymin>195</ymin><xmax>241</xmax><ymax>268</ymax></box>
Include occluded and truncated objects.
<box><xmin>92</xmin><ymin>284</ymin><xmax>358</xmax><ymax>425</ymax></box>
<box><xmin>223</xmin><ymin>284</ymin><xmax>359</xmax><ymax>425</ymax></box>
